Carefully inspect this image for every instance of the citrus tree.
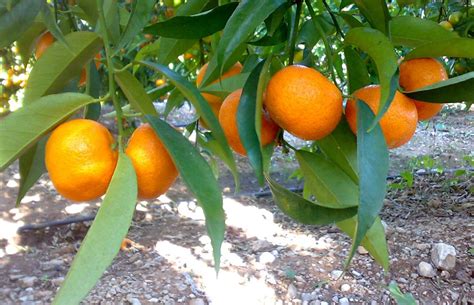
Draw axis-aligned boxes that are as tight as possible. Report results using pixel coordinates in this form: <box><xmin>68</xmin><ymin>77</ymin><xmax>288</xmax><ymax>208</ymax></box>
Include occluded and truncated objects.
<box><xmin>1</xmin><ymin>0</ymin><xmax>473</xmax><ymax>303</ymax></box>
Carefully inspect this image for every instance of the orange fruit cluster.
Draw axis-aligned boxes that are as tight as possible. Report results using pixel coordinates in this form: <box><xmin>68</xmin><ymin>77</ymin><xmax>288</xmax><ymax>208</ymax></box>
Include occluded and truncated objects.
<box><xmin>45</xmin><ymin>120</ymin><xmax>177</xmax><ymax>202</ymax></box>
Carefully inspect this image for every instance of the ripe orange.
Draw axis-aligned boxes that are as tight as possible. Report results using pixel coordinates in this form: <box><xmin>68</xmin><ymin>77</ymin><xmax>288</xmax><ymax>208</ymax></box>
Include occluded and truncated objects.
<box><xmin>125</xmin><ymin>124</ymin><xmax>178</xmax><ymax>200</ymax></box>
<box><xmin>196</xmin><ymin>62</ymin><xmax>243</xmax><ymax>127</ymax></box>
<box><xmin>218</xmin><ymin>89</ymin><xmax>280</xmax><ymax>155</ymax></box>
<box><xmin>45</xmin><ymin>119</ymin><xmax>118</xmax><ymax>201</ymax></box>
<box><xmin>399</xmin><ymin>58</ymin><xmax>448</xmax><ymax>121</ymax></box>
<box><xmin>155</xmin><ymin>78</ymin><xmax>166</xmax><ymax>86</ymax></box>
<box><xmin>35</xmin><ymin>32</ymin><xmax>55</xmax><ymax>59</ymax></box>
<box><xmin>79</xmin><ymin>53</ymin><xmax>102</xmax><ymax>86</ymax></box>
<box><xmin>265</xmin><ymin>65</ymin><xmax>342</xmax><ymax>140</ymax></box>
<box><xmin>345</xmin><ymin>85</ymin><xmax>418</xmax><ymax>149</ymax></box>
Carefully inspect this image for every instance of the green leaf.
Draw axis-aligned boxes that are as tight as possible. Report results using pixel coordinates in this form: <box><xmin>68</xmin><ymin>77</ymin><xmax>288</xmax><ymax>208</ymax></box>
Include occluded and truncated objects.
<box><xmin>163</xmin><ymin>88</ymin><xmax>185</xmax><ymax>118</ymax></box>
<box><xmin>16</xmin><ymin>20</ymin><xmax>46</xmax><ymax>64</ymax></box>
<box><xmin>16</xmin><ymin>137</ymin><xmax>47</xmax><ymax>206</ymax></box>
<box><xmin>346</xmin><ymin>100</ymin><xmax>389</xmax><ymax>268</ymax></box>
<box><xmin>337</xmin><ymin>216</ymin><xmax>389</xmax><ymax>270</ymax></box>
<box><xmin>345</xmin><ymin>27</ymin><xmax>398</xmax><ymax>130</ymax></box>
<box><xmin>353</xmin><ymin>0</ymin><xmax>390</xmax><ymax>34</ymax></box>
<box><xmin>296</xmin><ymin>150</ymin><xmax>358</xmax><ymax>208</ymax></box>
<box><xmin>144</xmin><ymin>2</ymin><xmax>238</xmax><ymax>39</ymax></box>
<box><xmin>388</xmin><ymin>281</ymin><xmax>417</xmax><ymax>304</ymax></box>
<box><xmin>145</xmin><ymin>116</ymin><xmax>225</xmax><ymax>273</ymax></box>
<box><xmin>99</xmin><ymin>0</ymin><xmax>121</xmax><ymax>47</ymax></box>
<box><xmin>216</xmin><ymin>0</ymin><xmax>286</xmax><ymax>71</ymax></box>
<box><xmin>138</xmin><ymin>61</ymin><xmax>238</xmax><ymax>186</ymax></box>
<box><xmin>237</xmin><ymin>61</ymin><xmax>266</xmax><ymax>184</ymax></box>
<box><xmin>52</xmin><ymin>153</ymin><xmax>137</xmax><ymax>304</ymax></box>
<box><xmin>83</xmin><ymin>61</ymin><xmax>102</xmax><ymax>120</ymax></box>
<box><xmin>315</xmin><ymin>118</ymin><xmax>358</xmax><ymax>183</ymax></box>
<box><xmin>0</xmin><ymin>0</ymin><xmax>42</xmax><ymax>48</ymax></box>
<box><xmin>404</xmin><ymin>71</ymin><xmax>474</xmax><ymax>103</ymax></box>
<box><xmin>24</xmin><ymin>31</ymin><xmax>103</xmax><ymax>104</ymax></box>
<box><xmin>297</xmin><ymin>17</ymin><xmax>334</xmax><ymax>49</ymax></box>
<box><xmin>405</xmin><ymin>37</ymin><xmax>474</xmax><ymax>60</ymax></box>
<box><xmin>77</xmin><ymin>0</ymin><xmax>98</xmax><ymax>26</ymax></box>
<box><xmin>40</xmin><ymin>2</ymin><xmax>69</xmax><ymax>48</ymax></box>
<box><xmin>148</xmin><ymin>84</ymin><xmax>174</xmax><ymax>101</ymax></box>
<box><xmin>266</xmin><ymin>175</ymin><xmax>358</xmax><ymax>225</ymax></box>
<box><xmin>0</xmin><ymin>93</ymin><xmax>95</xmax><ymax>171</ymax></box>
<box><xmin>200</xmin><ymin>72</ymin><xmax>250</xmax><ymax>97</ymax></box>
<box><xmin>344</xmin><ymin>46</ymin><xmax>371</xmax><ymax>94</ymax></box>
<box><xmin>115</xmin><ymin>69</ymin><xmax>158</xmax><ymax>116</ymax></box>
<box><xmin>337</xmin><ymin>12</ymin><xmax>364</xmax><ymax>28</ymax></box>
<box><xmin>115</xmin><ymin>0</ymin><xmax>155</xmax><ymax>52</ymax></box>
<box><xmin>390</xmin><ymin>16</ymin><xmax>458</xmax><ymax>48</ymax></box>
<box><xmin>248</xmin><ymin>21</ymin><xmax>288</xmax><ymax>46</ymax></box>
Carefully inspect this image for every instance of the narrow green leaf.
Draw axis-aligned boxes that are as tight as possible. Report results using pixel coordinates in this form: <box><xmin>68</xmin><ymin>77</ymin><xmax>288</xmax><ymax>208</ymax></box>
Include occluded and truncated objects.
<box><xmin>404</xmin><ymin>72</ymin><xmax>474</xmax><ymax>103</ymax></box>
<box><xmin>115</xmin><ymin>0</ymin><xmax>155</xmax><ymax>52</ymax></box>
<box><xmin>353</xmin><ymin>0</ymin><xmax>390</xmax><ymax>34</ymax></box>
<box><xmin>84</xmin><ymin>61</ymin><xmax>102</xmax><ymax>120</ymax></box>
<box><xmin>296</xmin><ymin>150</ymin><xmax>358</xmax><ymax>208</ymax></box>
<box><xmin>337</xmin><ymin>216</ymin><xmax>389</xmax><ymax>270</ymax></box>
<box><xmin>388</xmin><ymin>281</ymin><xmax>417</xmax><ymax>304</ymax></box>
<box><xmin>316</xmin><ymin>118</ymin><xmax>358</xmax><ymax>183</ymax></box>
<box><xmin>345</xmin><ymin>27</ymin><xmax>398</xmax><ymax>130</ymax></box>
<box><xmin>405</xmin><ymin>37</ymin><xmax>474</xmax><ymax>60</ymax></box>
<box><xmin>248</xmin><ymin>22</ymin><xmax>288</xmax><ymax>46</ymax></box>
<box><xmin>144</xmin><ymin>2</ymin><xmax>238</xmax><ymax>39</ymax></box>
<box><xmin>390</xmin><ymin>16</ymin><xmax>458</xmax><ymax>48</ymax></box>
<box><xmin>0</xmin><ymin>0</ymin><xmax>42</xmax><ymax>48</ymax></box>
<box><xmin>297</xmin><ymin>17</ymin><xmax>334</xmax><ymax>49</ymax></box>
<box><xmin>53</xmin><ymin>153</ymin><xmax>137</xmax><ymax>304</ymax></box>
<box><xmin>237</xmin><ymin>61</ymin><xmax>265</xmax><ymax>184</ymax></box>
<box><xmin>16</xmin><ymin>21</ymin><xmax>46</xmax><ymax>64</ymax></box>
<box><xmin>16</xmin><ymin>137</ymin><xmax>47</xmax><ymax>206</ymax></box>
<box><xmin>346</xmin><ymin>100</ymin><xmax>389</xmax><ymax>268</ymax></box>
<box><xmin>77</xmin><ymin>0</ymin><xmax>98</xmax><ymax>26</ymax></box>
<box><xmin>146</xmin><ymin>116</ymin><xmax>225</xmax><ymax>272</ymax></box>
<box><xmin>115</xmin><ymin>69</ymin><xmax>158</xmax><ymax>116</ymax></box>
<box><xmin>344</xmin><ymin>46</ymin><xmax>371</xmax><ymax>94</ymax></box>
<box><xmin>148</xmin><ymin>84</ymin><xmax>174</xmax><ymax>101</ymax></box>
<box><xmin>40</xmin><ymin>2</ymin><xmax>69</xmax><ymax>48</ymax></box>
<box><xmin>200</xmin><ymin>72</ymin><xmax>250</xmax><ymax>97</ymax></box>
<box><xmin>138</xmin><ymin>61</ymin><xmax>238</xmax><ymax>186</ymax></box>
<box><xmin>99</xmin><ymin>0</ymin><xmax>121</xmax><ymax>46</ymax></box>
<box><xmin>163</xmin><ymin>88</ymin><xmax>185</xmax><ymax>118</ymax></box>
<box><xmin>337</xmin><ymin>12</ymin><xmax>364</xmax><ymax>28</ymax></box>
<box><xmin>24</xmin><ymin>31</ymin><xmax>103</xmax><ymax>104</ymax></box>
<box><xmin>266</xmin><ymin>175</ymin><xmax>358</xmax><ymax>225</ymax></box>
<box><xmin>0</xmin><ymin>93</ymin><xmax>95</xmax><ymax>171</ymax></box>
<box><xmin>216</xmin><ymin>0</ymin><xmax>286</xmax><ymax>70</ymax></box>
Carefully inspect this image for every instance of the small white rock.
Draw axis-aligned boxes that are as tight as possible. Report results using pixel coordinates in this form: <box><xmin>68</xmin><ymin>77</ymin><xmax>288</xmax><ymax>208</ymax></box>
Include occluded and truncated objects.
<box><xmin>431</xmin><ymin>243</ymin><xmax>456</xmax><ymax>270</ymax></box>
<box><xmin>259</xmin><ymin>252</ymin><xmax>276</xmax><ymax>264</ymax></box>
<box><xmin>19</xmin><ymin>276</ymin><xmax>37</xmax><ymax>288</ymax></box>
<box><xmin>330</xmin><ymin>270</ymin><xmax>343</xmax><ymax>280</ymax></box>
<box><xmin>339</xmin><ymin>297</ymin><xmax>350</xmax><ymax>305</ymax></box>
<box><xmin>189</xmin><ymin>299</ymin><xmax>205</xmax><ymax>305</ymax></box>
<box><xmin>287</xmin><ymin>283</ymin><xmax>298</xmax><ymax>299</ymax></box>
<box><xmin>340</xmin><ymin>284</ymin><xmax>351</xmax><ymax>292</ymax></box>
<box><xmin>357</xmin><ymin>246</ymin><xmax>369</xmax><ymax>255</ymax></box>
<box><xmin>418</xmin><ymin>261</ymin><xmax>436</xmax><ymax>278</ymax></box>
<box><xmin>320</xmin><ymin>302</ymin><xmax>329</xmax><ymax>305</ymax></box>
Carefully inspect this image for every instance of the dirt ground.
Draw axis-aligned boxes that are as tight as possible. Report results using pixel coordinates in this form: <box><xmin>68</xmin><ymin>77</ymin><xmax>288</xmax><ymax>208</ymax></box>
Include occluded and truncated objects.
<box><xmin>0</xmin><ymin>108</ymin><xmax>473</xmax><ymax>305</ymax></box>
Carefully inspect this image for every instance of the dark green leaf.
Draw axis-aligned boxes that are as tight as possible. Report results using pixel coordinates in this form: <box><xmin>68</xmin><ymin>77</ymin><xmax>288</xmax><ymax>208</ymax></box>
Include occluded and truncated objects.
<box><xmin>144</xmin><ymin>2</ymin><xmax>237</xmax><ymax>39</ymax></box>
<box><xmin>24</xmin><ymin>31</ymin><xmax>103</xmax><ymax>104</ymax></box>
<box><xmin>146</xmin><ymin>116</ymin><xmax>225</xmax><ymax>272</ymax></box>
<box><xmin>405</xmin><ymin>37</ymin><xmax>474</xmax><ymax>60</ymax></box>
<box><xmin>316</xmin><ymin>118</ymin><xmax>358</xmax><ymax>183</ymax></box>
<box><xmin>138</xmin><ymin>61</ymin><xmax>238</xmax><ymax>186</ymax></box>
<box><xmin>115</xmin><ymin>69</ymin><xmax>158</xmax><ymax>116</ymax></box>
<box><xmin>388</xmin><ymin>282</ymin><xmax>417</xmax><ymax>304</ymax></box>
<box><xmin>353</xmin><ymin>0</ymin><xmax>390</xmax><ymax>34</ymax></box>
<box><xmin>346</xmin><ymin>100</ymin><xmax>389</xmax><ymax>268</ymax></box>
<box><xmin>216</xmin><ymin>0</ymin><xmax>286</xmax><ymax>71</ymax></box>
<box><xmin>164</xmin><ymin>88</ymin><xmax>185</xmax><ymax>118</ymax></box>
<box><xmin>99</xmin><ymin>0</ymin><xmax>121</xmax><ymax>46</ymax></box>
<box><xmin>237</xmin><ymin>61</ymin><xmax>265</xmax><ymax>184</ymax></box>
<box><xmin>345</xmin><ymin>27</ymin><xmax>398</xmax><ymax>130</ymax></box>
<box><xmin>77</xmin><ymin>0</ymin><xmax>98</xmax><ymax>26</ymax></box>
<box><xmin>337</xmin><ymin>12</ymin><xmax>364</xmax><ymax>28</ymax></box>
<box><xmin>200</xmin><ymin>72</ymin><xmax>250</xmax><ymax>98</ymax></box>
<box><xmin>344</xmin><ymin>46</ymin><xmax>371</xmax><ymax>94</ymax></box>
<box><xmin>390</xmin><ymin>16</ymin><xmax>458</xmax><ymax>48</ymax></box>
<box><xmin>265</xmin><ymin>2</ymin><xmax>290</xmax><ymax>35</ymax></box>
<box><xmin>16</xmin><ymin>138</ymin><xmax>47</xmax><ymax>206</ymax></box>
<box><xmin>266</xmin><ymin>175</ymin><xmax>358</xmax><ymax>225</ymax></box>
<box><xmin>148</xmin><ymin>84</ymin><xmax>174</xmax><ymax>101</ymax></box>
<box><xmin>52</xmin><ymin>153</ymin><xmax>137</xmax><ymax>304</ymax></box>
<box><xmin>16</xmin><ymin>20</ymin><xmax>46</xmax><ymax>64</ymax></box>
<box><xmin>297</xmin><ymin>17</ymin><xmax>334</xmax><ymax>49</ymax></box>
<box><xmin>0</xmin><ymin>93</ymin><xmax>95</xmax><ymax>171</ymax></box>
<box><xmin>115</xmin><ymin>0</ymin><xmax>155</xmax><ymax>52</ymax></box>
<box><xmin>404</xmin><ymin>71</ymin><xmax>474</xmax><ymax>103</ymax></box>
<box><xmin>0</xmin><ymin>0</ymin><xmax>42</xmax><ymax>48</ymax></box>
<box><xmin>337</xmin><ymin>216</ymin><xmax>389</xmax><ymax>270</ymax></box>
<box><xmin>40</xmin><ymin>2</ymin><xmax>69</xmax><ymax>48</ymax></box>
<box><xmin>296</xmin><ymin>150</ymin><xmax>358</xmax><ymax>208</ymax></box>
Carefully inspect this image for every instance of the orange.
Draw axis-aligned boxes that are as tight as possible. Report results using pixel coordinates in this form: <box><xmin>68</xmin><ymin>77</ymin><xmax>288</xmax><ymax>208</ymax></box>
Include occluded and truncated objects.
<box><xmin>345</xmin><ymin>85</ymin><xmax>418</xmax><ymax>149</ymax></box>
<box><xmin>196</xmin><ymin>62</ymin><xmax>243</xmax><ymax>127</ymax></box>
<box><xmin>125</xmin><ymin>124</ymin><xmax>178</xmax><ymax>199</ymax></box>
<box><xmin>35</xmin><ymin>32</ymin><xmax>55</xmax><ymax>59</ymax></box>
<box><xmin>155</xmin><ymin>79</ymin><xmax>166</xmax><ymax>86</ymax></box>
<box><xmin>45</xmin><ymin>119</ymin><xmax>118</xmax><ymax>201</ymax></box>
<box><xmin>218</xmin><ymin>89</ymin><xmax>280</xmax><ymax>155</ymax></box>
<box><xmin>79</xmin><ymin>53</ymin><xmax>102</xmax><ymax>86</ymax></box>
<box><xmin>399</xmin><ymin>58</ymin><xmax>448</xmax><ymax>120</ymax></box>
<box><xmin>265</xmin><ymin>65</ymin><xmax>342</xmax><ymax>140</ymax></box>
